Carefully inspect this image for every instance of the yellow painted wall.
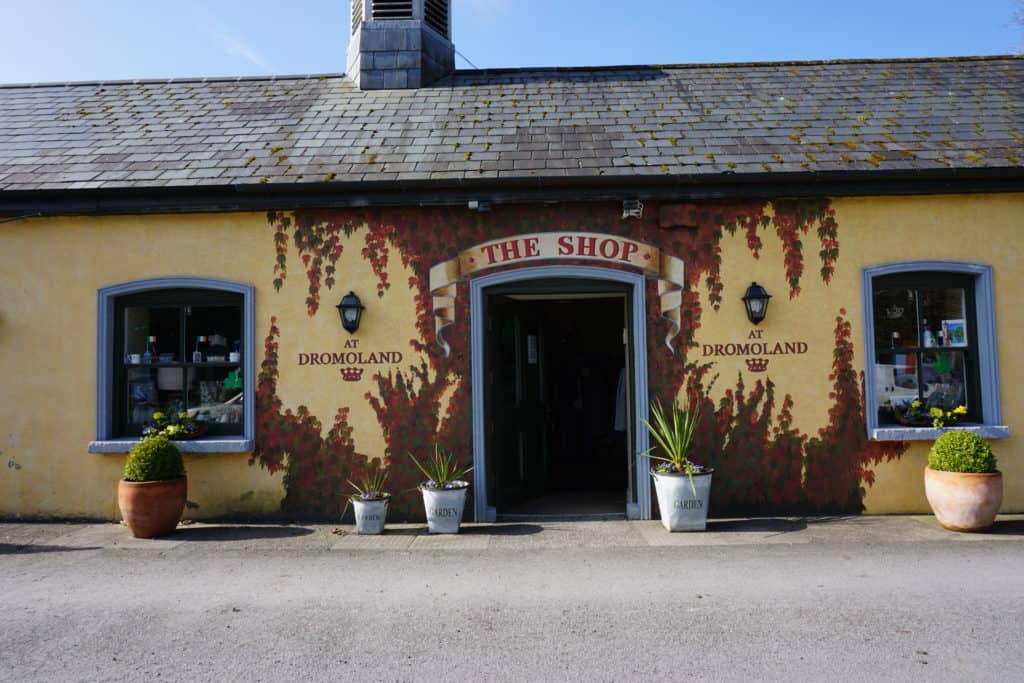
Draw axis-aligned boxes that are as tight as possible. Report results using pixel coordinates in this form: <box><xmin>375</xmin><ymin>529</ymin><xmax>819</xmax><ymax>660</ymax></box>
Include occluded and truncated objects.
<box><xmin>269</xmin><ymin>224</ymin><xmax>434</xmax><ymax>478</ymax></box>
<box><xmin>0</xmin><ymin>213</ymin><xmax>286</xmax><ymax>519</ymax></box>
<box><xmin>1</xmin><ymin>193</ymin><xmax>1021</xmax><ymax>519</ymax></box>
<box><xmin>697</xmin><ymin>193</ymin><xmax>1023</xmax><ymax>513</ymax></box>
<box><xmin>845</xmin><ymin>194</ymin><xmax>1022</xmax><ymax>513</ymax></box>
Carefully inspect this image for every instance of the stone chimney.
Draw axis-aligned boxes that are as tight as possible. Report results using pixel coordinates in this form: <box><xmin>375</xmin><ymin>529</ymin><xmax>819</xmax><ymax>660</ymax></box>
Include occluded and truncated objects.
<box><xmin>347</xmin><ymin>0</ymin><xmax>455</xmax><ymax>90</ymax></box>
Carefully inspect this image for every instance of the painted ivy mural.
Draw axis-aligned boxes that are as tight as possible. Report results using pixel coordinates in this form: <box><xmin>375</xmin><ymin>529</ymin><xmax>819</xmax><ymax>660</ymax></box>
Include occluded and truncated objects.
<box><xmin>254</xmin><ymin>316</ymin><xmax>378</xmax><ymax>518</ymax></box>
<box><xmin>252</xmin><ymin>200</ymin><xmax>906</xmax><ymax>521</ymax></box>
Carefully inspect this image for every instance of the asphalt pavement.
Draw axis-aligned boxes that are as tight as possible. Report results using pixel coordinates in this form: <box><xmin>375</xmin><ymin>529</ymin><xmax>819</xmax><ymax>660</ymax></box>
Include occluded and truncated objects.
<box><xmin>2</xmin><ymin>515</ymin><xmax>1023</xmax><ymax>682</ymax></box>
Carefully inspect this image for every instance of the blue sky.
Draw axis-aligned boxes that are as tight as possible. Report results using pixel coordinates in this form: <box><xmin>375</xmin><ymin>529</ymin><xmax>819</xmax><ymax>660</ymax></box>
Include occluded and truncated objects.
<box><xmin>0</xmin><ymin>0</ymin><xmax>1020</xmax><ymax>84</ymax></box>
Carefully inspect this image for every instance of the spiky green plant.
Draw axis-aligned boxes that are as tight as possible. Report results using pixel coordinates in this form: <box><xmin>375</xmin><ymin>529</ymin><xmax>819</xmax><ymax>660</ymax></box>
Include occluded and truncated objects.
<box><xmin>408</xmin><ymin>445</ymin><xmax>473</xmax><ymax>490</ymax></box>
<box><xmin>342</xmin><ymin>463</ymin><xmax>389</xmax><ymax>520</ymax></box>
<box><xmin>347</xmin><ymin>467</ymin><xmax>389</xmax><ymax>502</ymax></box>
<box><xmin>641</xmin><ymin>398</ymin><xmax>703</xmax><ymax>493</ymax></box>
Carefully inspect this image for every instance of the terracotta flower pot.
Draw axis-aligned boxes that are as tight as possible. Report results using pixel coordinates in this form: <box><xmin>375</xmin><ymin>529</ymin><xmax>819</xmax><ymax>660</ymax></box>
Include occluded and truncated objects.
<box><xmin>118</xmin><ymin>477</ymin><xmax>187</xmax><ymax>538</ymax></box>
<box><xmin>924</xmin><ymin>467</ymin><xmax>1002</xmax><ymax>532</ymax></box>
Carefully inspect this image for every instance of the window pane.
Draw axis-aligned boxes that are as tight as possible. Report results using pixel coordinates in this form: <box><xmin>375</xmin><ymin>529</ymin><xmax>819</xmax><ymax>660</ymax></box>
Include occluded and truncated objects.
<box><xmin>114</xmin><ymin>288</ymin><xmax>247</xmax><ymax>438</ymax></box>
<box><xmin>124</xmin><ymin>367</ymin><xmax>187</xmax><ymax>427</ymax></box>
<box><xmin>185</xmin><ymin>365</ymin><xmax>244</xmax><ymax>429</ymax></box>
<box><xmin>918</xmin><ymin>287</ymin><xmax>967</xmax><ymax>348</ymax></box>
<box><xmin>872</xmin><ymin>287</ymin><xmax>918</xmax><ymax>349</ymax></box>
<box><xmin>922</xmin><ymin>351</ymin><xmax>967</xmax><ymax>410</ymax></box>
<box><xmin>186</xmin><ymin>306</ymin><xmax>241</xmax><ymax>362</ymax></box>
<box><xmin>874</xmin><ymin>351</ymin><xmax>919</xmax><ymax>425</ymax></box>
<box><xmin>124</xmin><ymin>306</ymin><xmax>180</xmax><ymax>362</ymax></box>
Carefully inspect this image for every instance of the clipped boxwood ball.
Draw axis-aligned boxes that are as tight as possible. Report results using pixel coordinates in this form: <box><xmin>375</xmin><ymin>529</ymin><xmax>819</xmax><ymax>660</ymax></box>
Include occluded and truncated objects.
<box><xmin>928</xmin><ymin>431</ymin><xmax>997</xmax><ymax>474</ymax></box>
<box><xmin>124</xmin><ymin>435</ymin><xmax>185</xmax><ymax>482</ymax></box>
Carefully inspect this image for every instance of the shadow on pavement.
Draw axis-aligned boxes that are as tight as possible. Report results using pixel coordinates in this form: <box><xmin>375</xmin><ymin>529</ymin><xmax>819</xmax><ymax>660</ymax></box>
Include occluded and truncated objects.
<box><xmin>985</xmin><ymin>519</ymin><xmax>1024</xmax><ymax>536</ymax></box>
<box><xmin>369</xmin><ymin>527</ymin><xmax>421</xmax><ymax>536</ymax></box>
<box><xmin>461</xmin><ymin>524</ymin><xmax>544</xmax><ymax>536</ymax></box>
<box><xmin>172</xmin><ymin>525</ymin><xmax>315</xmax><ymax>542</ymax></box>
<box><xmin>360</xmin><ymin>524</ymin><xmax>545</xmax><ymax>536</ymax></box>
<box><xmin>706</xmin><ymin>518</ymin><xmax>808</xmax><ymax>533</ymax></box>
<box><xmin>0</xmin><ymin>543</ymin><xmax>101</xmax><ymax>555</ymax></box>
<box><xmin>801</xmin><ymin>515</ymin><xmax>879</xmax><ymax>528</ymax></box>
<box><xmin>332</xmin><ymin>524</ymin><xmax>544</xmax><ymax>537</ymax></box>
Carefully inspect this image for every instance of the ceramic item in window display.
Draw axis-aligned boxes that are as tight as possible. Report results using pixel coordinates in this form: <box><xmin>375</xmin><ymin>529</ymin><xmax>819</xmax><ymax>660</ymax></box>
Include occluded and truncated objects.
<box><xmin>128</xmin><ymin>353</ymin><xmax>142</xmax><ymax>364</ymax></box>
<box><xmin>193</xmin><ymin>335</ymin><xmax>206</xmax><ymax>362</ymax></box>
<box><xmin>142</xmin><ymin>336</ymin><xmax>157</xmax><ymax>363</ymax></box>
<box><xmin>200</xmin><ymin>380</ymin><xmax>224</xmax><ymax>405</ymax></box>
<box><xmin>223</xmin><ymin>369</ymin><xmax>243</xmax><ymax>391</ymax></box>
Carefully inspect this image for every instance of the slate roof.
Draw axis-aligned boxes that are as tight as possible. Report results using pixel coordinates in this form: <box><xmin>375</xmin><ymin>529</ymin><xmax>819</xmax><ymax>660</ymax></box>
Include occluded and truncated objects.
<box><xmin>0</xmin><ymin>56</ymin><xmax>1022</xmax><ymax>194</ymax></box>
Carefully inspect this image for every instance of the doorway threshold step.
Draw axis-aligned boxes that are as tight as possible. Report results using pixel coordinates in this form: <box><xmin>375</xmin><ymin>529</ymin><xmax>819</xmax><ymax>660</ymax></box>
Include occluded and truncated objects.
<box><xmin>496</xmin><ymin>512</ymin><xmax>627</xmax><ymax>523</ymax></box>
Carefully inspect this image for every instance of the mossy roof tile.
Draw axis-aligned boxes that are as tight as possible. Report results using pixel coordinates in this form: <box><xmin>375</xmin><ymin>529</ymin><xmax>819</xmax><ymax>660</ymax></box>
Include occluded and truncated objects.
<box><xmin>0</xmin><ymin>56</ymin><xmax>1021</xmax><ymax>192</ymax></box>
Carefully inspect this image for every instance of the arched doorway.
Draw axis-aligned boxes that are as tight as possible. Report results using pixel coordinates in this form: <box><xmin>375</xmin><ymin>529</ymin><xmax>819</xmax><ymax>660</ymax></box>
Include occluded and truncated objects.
<box><xmin>470</xmin><ymin>266</ymin><xmax>651</xmax><ymax>521</ymax></box>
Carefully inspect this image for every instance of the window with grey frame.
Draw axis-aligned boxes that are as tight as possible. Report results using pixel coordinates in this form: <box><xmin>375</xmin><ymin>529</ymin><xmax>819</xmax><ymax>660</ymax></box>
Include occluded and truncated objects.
<box><xmin>871</xmin><ymin>271</ymin><xmax>981</xmax><ymax>427</ymax></box>
<box><xmin>113</xmin><ymin>288</ymin><xmax>244</xmax><ymax>437</ymax></box>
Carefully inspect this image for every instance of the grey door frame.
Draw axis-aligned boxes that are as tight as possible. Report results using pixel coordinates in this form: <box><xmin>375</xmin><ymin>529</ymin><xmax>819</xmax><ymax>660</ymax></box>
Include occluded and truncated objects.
<box><xmin>469</xmin><ymin>265</ymin><xmax>651</xmax><ymax>522</ymax></box>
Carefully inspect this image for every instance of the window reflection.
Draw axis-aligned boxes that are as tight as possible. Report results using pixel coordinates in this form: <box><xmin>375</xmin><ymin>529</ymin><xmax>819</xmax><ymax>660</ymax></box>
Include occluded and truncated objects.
<box><xmin>873</xmin><ymin>278</ymin><xmax>973</xmax><ymax>426</ymax></box>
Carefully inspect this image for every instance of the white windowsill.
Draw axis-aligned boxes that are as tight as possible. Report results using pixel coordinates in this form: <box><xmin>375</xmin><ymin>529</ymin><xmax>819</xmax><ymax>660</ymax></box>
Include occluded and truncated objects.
<box><xmin>88</xmin><ymin>438</ymin><xmax>254</xmax><ymax>454</ymax></box>
<box><xmin>870</xmin><ymin>424</ymin><xmax>1010</xmax><ymax>441</ymax></box>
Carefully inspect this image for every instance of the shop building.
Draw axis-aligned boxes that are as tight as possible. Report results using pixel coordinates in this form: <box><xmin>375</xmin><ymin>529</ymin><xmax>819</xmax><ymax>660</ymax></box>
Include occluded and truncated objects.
<box><xmin>1</xmin><ymin>2</ymin><xmax>1022</xmax><ymax>522</ymax></box>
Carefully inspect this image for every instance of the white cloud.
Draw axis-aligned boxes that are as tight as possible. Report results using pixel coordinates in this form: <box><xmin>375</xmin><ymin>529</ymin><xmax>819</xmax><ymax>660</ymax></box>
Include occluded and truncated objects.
<box><xmin>189</xmin><ymin>4</ymin><xmax>276</xmax><ymax>74</ymax></box>
<box><xmin>203</xmin><ymin>26</ymin><xmax>276</xmax><ymax>73</ymax></box>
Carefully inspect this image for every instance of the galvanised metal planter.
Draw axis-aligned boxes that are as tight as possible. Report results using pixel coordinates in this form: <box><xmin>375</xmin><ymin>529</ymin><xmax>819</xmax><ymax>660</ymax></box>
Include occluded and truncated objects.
<box><xmin>420</xmin><ymin>482</ymin><xmax>469</xmax><ymax>534</ymax></box>
<box><xmin>652</xmin><ymin>470</ymin><xmax>713</xmax><ymax>532</ymax></box>
<box><xmin>352</xmin><ymin>497</ymin><xmax>389</xmax><ymax>535</ymax></box>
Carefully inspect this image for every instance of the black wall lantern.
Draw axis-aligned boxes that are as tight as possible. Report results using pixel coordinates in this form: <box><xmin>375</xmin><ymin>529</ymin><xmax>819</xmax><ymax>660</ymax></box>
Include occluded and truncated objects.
<box><xmin>336</xmin><ymin>291</ymin><xmax>365</xmax><ymax>334</ymax></box>
<box><xmin>742</xmin><ymin>282</ymin><xmax>772</xmax><ymax>325</ymax></box>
